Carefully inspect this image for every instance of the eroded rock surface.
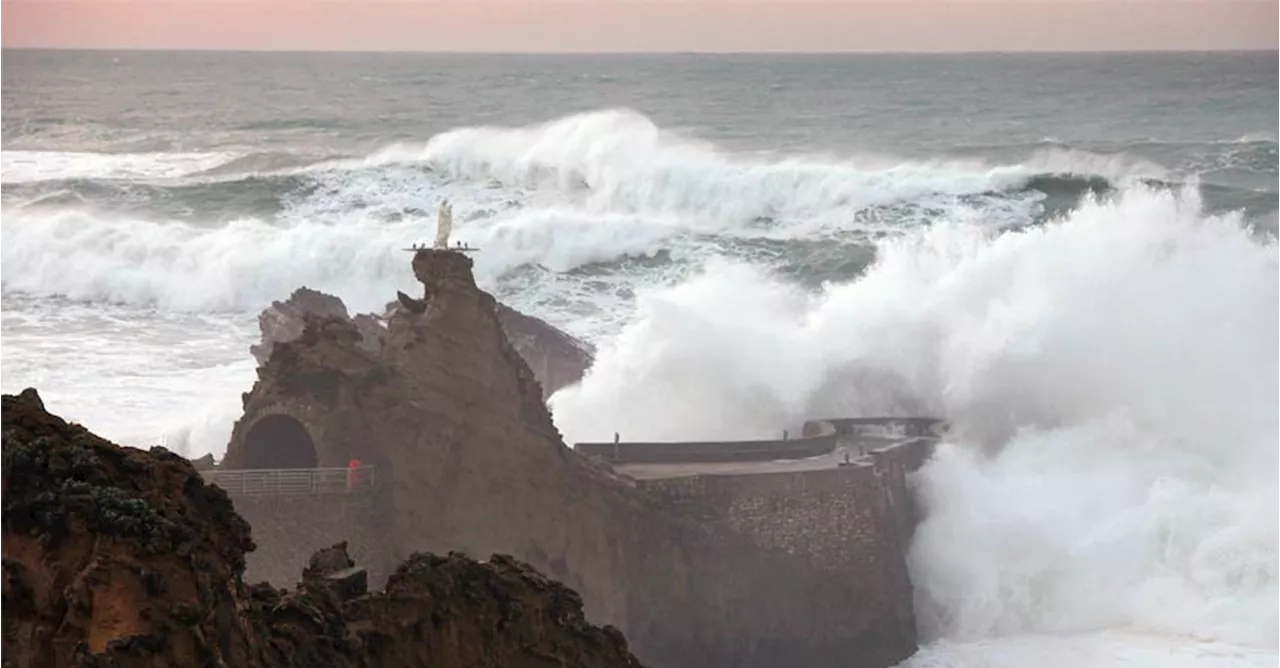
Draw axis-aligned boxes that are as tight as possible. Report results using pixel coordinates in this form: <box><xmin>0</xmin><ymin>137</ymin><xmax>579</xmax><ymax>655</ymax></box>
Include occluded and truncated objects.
<box><xmin>251</xmin><ymin>288</ymin><xmax>352</xmax><ymax>366</ymax></box>
<box><xmin>249</xmin><ymin>284</ymin><xmax>593</xmax><ymax>400</ymax></box>
<box><xmin>2</xmin><ymin>387</ymin><xmax>259</xmax><ymax>668</ymax></box>
<box><xmin>341</xmin><ymin>550</ymin><xmax>642</xmax><ymax>668</ymax></box>
<box><xmin>0</xmin><ymin>389</ymin><xmax>644</xmax><ymax>668</ymax></box>
<box><xmin>493</xmin><ymin>302</ymin><xmax>595</xmax><ymax>400</ymax></box>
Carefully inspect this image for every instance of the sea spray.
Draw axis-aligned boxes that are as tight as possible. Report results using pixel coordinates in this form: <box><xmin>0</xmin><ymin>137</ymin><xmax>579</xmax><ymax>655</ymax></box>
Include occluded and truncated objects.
<box><xmin>550</xmin><ymin>184</ymin><xmax>1278</xmax><ymax>663</ymax></box>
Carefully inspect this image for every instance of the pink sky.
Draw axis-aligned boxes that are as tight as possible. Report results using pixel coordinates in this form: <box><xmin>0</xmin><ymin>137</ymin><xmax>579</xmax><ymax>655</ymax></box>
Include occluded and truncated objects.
<box><xmin>3</xmin><ymin>0</ymin><xmax>1276</xmax><ymax>53</ymax></box>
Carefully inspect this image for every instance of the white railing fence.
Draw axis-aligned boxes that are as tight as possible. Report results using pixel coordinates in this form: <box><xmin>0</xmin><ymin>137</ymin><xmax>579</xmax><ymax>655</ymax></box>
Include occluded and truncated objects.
<box><xmin>201</xmin><ymin>466</ymin><xmax>378</xmax><ymax>496</ymax></box>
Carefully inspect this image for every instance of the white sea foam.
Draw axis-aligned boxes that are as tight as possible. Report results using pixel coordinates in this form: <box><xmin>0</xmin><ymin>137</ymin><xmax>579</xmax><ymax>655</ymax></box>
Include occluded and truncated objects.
<box><xmin>357</xmin><ymin>109</ymin><xmax>1129</xmax><ymax>224</ymax></box>
<box><xmin>1</xmin><ymin>150</ymin><xmax>237</xmax><ymax>184</ymax></box>
<box><xmin>902</xmin><ymin>632</ymin><xmax>1277</xmax><ymax>668</ymax></box>
<box><xmin>550</xmin><ymin>184</ymin><xmax>1279</xmax><ymax>664</ymax></box>
<box><xmin>0</xmin><ymin>209</ymin><xmax>420</xmax><ymax>313</ymax></box>
<box><xmin>1</xmin><ymin>111</ymin><xmax>1085</xmax><ymax>317</ymax></box>
<box><xmin>0</xmin><ymin>204</ymin><xmax>702</xmax><ymax>314</ymax></box>
<box><xmin>0</xmin><ymin>299</ymin><xmax>257</xmax><ymax>457</ymax></box>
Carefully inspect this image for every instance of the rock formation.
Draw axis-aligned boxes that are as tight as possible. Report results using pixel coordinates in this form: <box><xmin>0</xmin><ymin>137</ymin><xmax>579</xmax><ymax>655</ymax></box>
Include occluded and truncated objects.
<box><xmin>220</xmin><ymin>249</ymin><xmax>924</xmax><ymax>668</ymax></box>
<box><xmin>2</xmin><ymin>388</ymin><xmax>261</xmax><ymax>668</ymax></box>
<box><xmin>250</xmin><ymin>285</ymin><xmax>593</xmax><ymax>401</ymax></box>
<box><xmin>251</xmin><ymin>287</ymin><xmax>353</xmax><ymax>365</ymax></box>
<box><xmin>492</xmin><ymin>302</ymin><xmax>595</xmax><ymax>400</ymax></box>
<box><xmin>0</xmin><ymin>388</ymin><xmax>644</xmax><ymax>668</ymax></box>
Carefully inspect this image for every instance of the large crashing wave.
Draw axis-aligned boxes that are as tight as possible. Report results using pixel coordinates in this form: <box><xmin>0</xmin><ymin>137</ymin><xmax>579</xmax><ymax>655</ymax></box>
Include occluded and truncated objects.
<box><xmin>2</xmin><ymin>109</ymin><xmax>1240</xmax><ymax>317</ymax></box>
<box><xmin>549</xmin><ymin>184</ymin><xmax>1278</xmax><ymax>663</ymax></box>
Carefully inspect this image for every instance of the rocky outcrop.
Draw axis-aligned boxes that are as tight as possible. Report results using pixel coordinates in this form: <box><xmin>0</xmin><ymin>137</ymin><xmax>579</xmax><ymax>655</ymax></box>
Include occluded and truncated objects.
<box><xmin>251</xmin><ymin>288</ymin><xmax>353</xmax><ymax>365</ymax></box>
<box><xmin>0</xmin><ymin>389</ymin><xmax>644</xmax><ymax>668</ymax></box>
<box><xmin>221</xmin><ymin>249</ymin><xmax>923</xmax><ymax>668</ymax></box>
<box><xmin>2</xmin><ymin>387</ymin><xmax>260</xmax><ymax>668</ymax></box>
<box><xmin>493</xmin><ymin>303</ymin><xmax>595</xmax><ymax>399</ymax></box>
<box><xmin>250</xmin><ymin>545</ymin><xmax>643</xmax><ymax>668</ymax></box>
<box><xmin>249</xmin><ymin>285</ymin><xmax>593</xmax><ymax>401</ymax></box>
<box><xmin>338</xmin><ymin>549</ymin><xmax>642</xmax><ymax>668</ymax></box>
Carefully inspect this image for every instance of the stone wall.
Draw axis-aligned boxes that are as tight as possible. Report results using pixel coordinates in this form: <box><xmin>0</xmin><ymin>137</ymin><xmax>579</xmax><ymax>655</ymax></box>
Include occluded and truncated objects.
<box><xmin>226</xmin><ymin>489</ymin><xmax>394</xmax><ymax>587</ymax></box>
<box><xmin>637</xmin><ymin>438</ymin><xmax>935</xmax><ymax>639</ymax></box>
<box><xmin>643</xmin><ymin>465</ymin><xmax>875</xmax><ymax>573</ymax></box>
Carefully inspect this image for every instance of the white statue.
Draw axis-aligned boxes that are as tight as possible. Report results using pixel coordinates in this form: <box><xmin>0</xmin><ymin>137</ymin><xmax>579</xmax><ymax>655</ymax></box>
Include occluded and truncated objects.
<box><xmin>433</xmin><ymin>200</ymin><xmax>453</xmax><ymax>250</ymax></box>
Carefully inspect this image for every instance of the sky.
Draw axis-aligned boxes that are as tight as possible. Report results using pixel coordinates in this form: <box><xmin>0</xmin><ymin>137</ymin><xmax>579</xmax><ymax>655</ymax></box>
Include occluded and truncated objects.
<box><xmin>2</xmin><ymin>0</ymin><xmax>1276</xmax><ymax>53</ymax></box>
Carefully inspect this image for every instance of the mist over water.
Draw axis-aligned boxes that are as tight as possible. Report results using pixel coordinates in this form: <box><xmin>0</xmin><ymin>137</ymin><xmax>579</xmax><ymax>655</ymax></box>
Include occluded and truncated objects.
<box><xmin>3</xmin><ymin>50</ymin><xmax>1276</xmax><ymax>667</ymax></box>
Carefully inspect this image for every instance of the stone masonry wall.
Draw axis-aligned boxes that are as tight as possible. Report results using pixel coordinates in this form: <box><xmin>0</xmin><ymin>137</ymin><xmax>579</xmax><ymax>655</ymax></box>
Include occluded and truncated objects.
<box><xmin>642</xmin><ymin>464</ymin><xmax>882</xmax><ymax>574</ymax></box>
<box><xmin>226</xmin><ymin>489</ymin><xmax>393</xmax><ymax>587</ymax></box>
<box><xmin>640</xmin><ymin>438</ymin><xmax>935</xmax><ymax>628</ymax></box>
<box><xmin>643</xmin><ymin>440</ymin><xmax>934</xmax><ymax>568</ymax></box>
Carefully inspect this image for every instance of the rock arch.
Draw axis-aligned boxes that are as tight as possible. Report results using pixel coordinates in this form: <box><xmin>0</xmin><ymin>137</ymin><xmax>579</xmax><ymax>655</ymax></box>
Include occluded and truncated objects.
<box><xmin>240</xmin><ymin>414</ymin><xmax>318</xmax><ymax>469</ymax></box>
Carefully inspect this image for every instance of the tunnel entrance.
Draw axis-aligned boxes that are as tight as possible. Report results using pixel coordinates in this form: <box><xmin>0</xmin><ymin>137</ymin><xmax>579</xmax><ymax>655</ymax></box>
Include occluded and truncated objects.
<box><xmin>241</xmin><ymin>415</ymin><xmax>318</xmax><ymax>469</ymax></box>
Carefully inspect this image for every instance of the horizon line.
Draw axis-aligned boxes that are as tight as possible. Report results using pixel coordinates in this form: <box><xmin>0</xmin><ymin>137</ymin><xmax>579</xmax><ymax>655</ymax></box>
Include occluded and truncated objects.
<box><xmin>5</xmin><ymin>46</ymin><xmax>1277</xmax><ymax>56</ymax></box>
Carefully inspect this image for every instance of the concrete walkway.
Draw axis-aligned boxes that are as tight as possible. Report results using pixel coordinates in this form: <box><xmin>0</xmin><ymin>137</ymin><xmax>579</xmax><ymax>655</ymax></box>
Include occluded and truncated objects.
<box><xmin>618</xmin><ymin>437</ymin><xmax>901</xmax><ymax>480</ymax></box>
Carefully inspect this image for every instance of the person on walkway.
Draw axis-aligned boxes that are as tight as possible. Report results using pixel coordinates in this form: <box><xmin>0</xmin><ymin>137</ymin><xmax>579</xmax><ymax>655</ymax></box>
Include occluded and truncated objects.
<box><xmin>347</xmin><ymin>458</ymin><xmax>361</xmax><ymax>491</ymax></box>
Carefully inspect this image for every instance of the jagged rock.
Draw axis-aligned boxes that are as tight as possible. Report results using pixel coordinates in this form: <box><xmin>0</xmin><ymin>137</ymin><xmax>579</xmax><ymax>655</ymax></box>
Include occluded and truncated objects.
<box><xmin>494</xmin><ymin>303</ymin><xmax>595</xmax><ymax>399</ymax></box>
<box><xmin>190</xmin><ymin>453</ymin><xmax>217</xmax><ymax>470</ymax></box>
<box><xmin>351</xmin><ymin>314</ymin><xmax>387</xmax><ymax>357</ymax></box>
<box><xmin>250</xmin><ymin>285</ymin><xmax>593</xmax><ymax>400</ymax></box>
<box><xmin>1</xmin><ymin>390</ymin><xmax>647</xmax><ymax>668</ymax></box>
<box><xmin>304</xmin><ymin>541</ymin><xmax>356</xmax><ymax>579</ymax></box>
<box><xmin>345</xmin><ymin>551</ymin><xmax>643</xmax><ymax>668</ymax></box>
<box><xmin>1</xmin><ymin>388</ymin><xmax>259</xmax><ymax>668</ymax></box>
<box><xmin>395</xmin><ymin>290</ymin><xmax>427</xmax><ymax>314</ymax></box>
<box><xmin>251</xmin><ymin>288</ymin><xmax>352</xmax><ymax>366</ymax></box>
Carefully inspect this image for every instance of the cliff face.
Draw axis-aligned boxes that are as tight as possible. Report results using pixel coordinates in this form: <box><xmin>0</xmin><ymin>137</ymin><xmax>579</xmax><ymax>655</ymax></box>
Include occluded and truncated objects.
<box><xmin>221</xmin><ymin>249</ymin><xmax>922</xmax><ymax>668</ymax></box>
<box><xmin>0</xmin><ymin>389</ymin><xmax>643</xmax><ymax>668</ymax></box>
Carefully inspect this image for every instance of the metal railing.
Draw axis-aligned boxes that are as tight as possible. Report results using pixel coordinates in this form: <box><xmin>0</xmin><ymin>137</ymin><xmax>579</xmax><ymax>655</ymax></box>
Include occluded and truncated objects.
<box><xmin>201</xmin><ymin>466</ymin><xmax>379</xmax><ymax>496</ymax></box>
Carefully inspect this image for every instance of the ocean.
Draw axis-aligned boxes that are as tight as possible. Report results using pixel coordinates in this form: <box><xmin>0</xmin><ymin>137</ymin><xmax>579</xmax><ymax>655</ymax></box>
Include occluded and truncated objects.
<box><xmin>2</xmin><ymin>49</ymin><xmax>1276</xmax><ymax>667</ymax></box>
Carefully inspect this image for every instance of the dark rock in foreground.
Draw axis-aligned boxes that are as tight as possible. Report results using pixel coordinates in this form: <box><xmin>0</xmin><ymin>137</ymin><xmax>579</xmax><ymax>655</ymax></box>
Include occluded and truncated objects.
<box><xmin>1</xmin><ymin>388</ymin><xmax>644</xmax><ymax>668</ymax></box>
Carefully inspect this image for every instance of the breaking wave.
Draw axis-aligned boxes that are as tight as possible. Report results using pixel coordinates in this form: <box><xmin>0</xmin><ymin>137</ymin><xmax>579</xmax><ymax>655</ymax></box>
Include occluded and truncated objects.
<box><xmin>549</xmin><ymin>184</ymin><xmax>1279</xmax><ymax>665</ymax></box>
<box><xmin>4</xmin><ymin>111</ymin><xmax>1274</xmax><ymax>323</ymax></box>
<box><xmin>6</xmin><ymin>113</ymin><xmax>1272</xmax><ymax>268</ymax></box>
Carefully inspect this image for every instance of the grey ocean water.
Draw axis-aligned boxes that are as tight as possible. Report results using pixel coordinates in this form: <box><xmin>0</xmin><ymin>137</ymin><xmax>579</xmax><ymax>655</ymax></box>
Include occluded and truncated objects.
<box><xmin>2</xmin><ymin>50</ymin><xmax>1278</xmax><ymax>667</ymax></box>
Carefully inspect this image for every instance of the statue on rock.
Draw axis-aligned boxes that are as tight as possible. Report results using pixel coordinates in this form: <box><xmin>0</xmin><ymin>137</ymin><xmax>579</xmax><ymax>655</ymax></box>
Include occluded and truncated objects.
<box><xmin>433</xmin><ymin>199</ymin><xmax>453</xmax><ymax>250</ymax></box>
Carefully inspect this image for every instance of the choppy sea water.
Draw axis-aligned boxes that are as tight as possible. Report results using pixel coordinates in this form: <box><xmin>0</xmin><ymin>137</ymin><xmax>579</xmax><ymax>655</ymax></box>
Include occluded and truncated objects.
<box><xmin>2</xmin><ymin>50</ymin><xmax>1276</xmax><ymax>667</ymax></box>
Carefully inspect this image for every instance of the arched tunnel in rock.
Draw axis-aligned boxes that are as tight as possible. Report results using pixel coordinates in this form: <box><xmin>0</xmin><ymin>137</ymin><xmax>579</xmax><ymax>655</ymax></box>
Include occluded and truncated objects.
<box><xmin>240</xmin><ymin>414</ymin><xmax>319</xmax><ymax>469</ymax></box>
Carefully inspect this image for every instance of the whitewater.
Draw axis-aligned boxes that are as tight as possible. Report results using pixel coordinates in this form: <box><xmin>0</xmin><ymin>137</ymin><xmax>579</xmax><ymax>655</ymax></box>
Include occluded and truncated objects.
<box><xmin>3</xmin><ymin>51</ymin><xmax>1276</xmax><ymax>668</ymax></box>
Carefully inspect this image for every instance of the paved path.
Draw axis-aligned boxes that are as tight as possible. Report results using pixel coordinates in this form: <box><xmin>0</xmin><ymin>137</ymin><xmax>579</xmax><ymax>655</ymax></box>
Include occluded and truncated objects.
<box><xmin>619</xmin><ymin>437</ymin><xmax>901</xmax><ymax>480</ymax></box>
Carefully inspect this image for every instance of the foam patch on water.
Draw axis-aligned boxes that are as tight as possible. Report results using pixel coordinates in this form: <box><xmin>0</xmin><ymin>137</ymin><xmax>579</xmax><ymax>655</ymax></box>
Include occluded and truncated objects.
<box><xmin>901</xmin><ymin>632</ymin><xmax>1277</xmax><ymax>668</ymax></box>
<box><xmin>1</xmin><ymin>150</ymin><xmax>237</xmax><ymax>183</ymax></box>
